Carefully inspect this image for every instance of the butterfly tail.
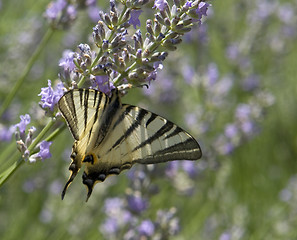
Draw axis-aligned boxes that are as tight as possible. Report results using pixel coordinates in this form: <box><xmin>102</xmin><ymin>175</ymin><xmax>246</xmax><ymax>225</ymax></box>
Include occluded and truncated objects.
<box><xmin>61</xmin><ymin>150</ymin><xmax>81</xmax><ymax>200</ymax></box>
<box><xmin>61</xmin><ymin>169</ymin><xmax>78</xmax><ymax>200</ymax></box>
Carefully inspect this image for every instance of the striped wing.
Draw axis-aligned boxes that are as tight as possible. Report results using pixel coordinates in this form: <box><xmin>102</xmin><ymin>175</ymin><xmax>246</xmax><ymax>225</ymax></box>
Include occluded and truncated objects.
<box><xmin>108</xmin><ymin>105</ymin><xmax>201</xmax><ymax>164</ymax></box>
<box><xmin>58</xmin><ymin>88</ymin><xmax>202</xmax><ymax>201</ymax></box>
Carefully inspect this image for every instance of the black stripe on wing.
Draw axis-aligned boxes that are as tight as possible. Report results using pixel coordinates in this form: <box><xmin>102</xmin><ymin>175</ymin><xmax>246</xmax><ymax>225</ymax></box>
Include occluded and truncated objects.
<box><xmin>93</xmin><ymin>91</ymin><xmax>102</xmax><ymax>125</ymax></box>
<box><xmin>134</xmin><ymin>139</ymin><xmax>201</xmax><ymax>164</ymax></box>
<box><xmin>110</xmin><ymin>108</ymin><xmax>148</xmax><ymax>150</ymax></box>
<box><xmin>132</xmin><ymin>120</ymin><xmax>174</xmax><ymax>152</ymax></box>
<box><xmin>83</xmin><ymin>89</ymin><xmax>90</xmax><ymax>130</ymax></box>
<box><xmin>94</xmin><ymin>89</ymin><xmax>122</xmax><ymax>148</ymax></box>
<box><xmin>58</xmin><ymin>90</ymin><xmax>79</xmax><ymax>140</ymax></box>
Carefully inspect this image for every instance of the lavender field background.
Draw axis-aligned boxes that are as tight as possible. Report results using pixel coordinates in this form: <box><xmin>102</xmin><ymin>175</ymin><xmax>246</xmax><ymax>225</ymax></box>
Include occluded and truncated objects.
<box><xmin>1</xmin><ymin>0</ymin><xmax>297</xmax><ymax>239</ymax></box>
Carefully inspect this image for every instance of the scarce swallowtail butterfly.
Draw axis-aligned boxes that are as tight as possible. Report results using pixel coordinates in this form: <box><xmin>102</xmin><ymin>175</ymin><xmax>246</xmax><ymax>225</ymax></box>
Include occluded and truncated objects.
<box><xmin>58</xmin><ymin>88</ymin><xmax>202</xmax><ymax>201</ymax></box>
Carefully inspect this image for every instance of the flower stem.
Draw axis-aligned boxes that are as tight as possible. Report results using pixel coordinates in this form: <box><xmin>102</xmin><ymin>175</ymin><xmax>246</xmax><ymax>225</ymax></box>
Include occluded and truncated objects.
<box><xmin>0</xmin><ymin>152</ymin><xmax>23</xmax><ymax>187</ymax></box>
<box><xmin>0</xmin><ymin>28</ymin><xmax>55</xmax><ymax>118</ymax></box>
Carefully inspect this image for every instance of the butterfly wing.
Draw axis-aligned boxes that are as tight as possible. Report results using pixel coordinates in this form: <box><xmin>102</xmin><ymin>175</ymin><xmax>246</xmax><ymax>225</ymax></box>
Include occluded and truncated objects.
<box><xmin>82</xmin><ymin>99</ymin><xmax>202</xmax><ymax>201</ymax></box>
<box><xmin>59</xmin><ymin>88</ymin><xmax>202</xmax><ymax>201</ymax></box>
<box><xmin>108</xmin><ymin>104</ymin><xmax>202</xmax><ymax>164</ymax></box>
<box><xmin>58</xmin><ymin>88</ymin><xmax>112</xmax><ymax>199</ymax></box>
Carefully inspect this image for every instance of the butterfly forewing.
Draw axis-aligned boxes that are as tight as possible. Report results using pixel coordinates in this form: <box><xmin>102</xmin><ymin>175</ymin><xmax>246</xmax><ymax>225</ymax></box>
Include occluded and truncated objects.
<box><xmin>58</xmin><ymin>88</ymin><xmax>202</xmax><ymax>201</ymax></box>
<box><xmin>58</xmin><ymin>89</ymin><xmax>108</xmax><ymax>141</ymax></box>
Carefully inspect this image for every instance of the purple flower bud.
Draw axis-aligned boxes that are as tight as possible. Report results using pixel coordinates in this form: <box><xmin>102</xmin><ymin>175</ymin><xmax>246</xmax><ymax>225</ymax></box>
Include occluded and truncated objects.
<box><xmin>39</xmin><ymin>80</ymin><xmax>65</xmax><ymax>112</ymax></box>
<box><xmin>44</xmin><ymin>0</ymin><xmax>67</xmax><ymax>20</ymax></box>
<box><xmin>66</xmin><ymin>5</ymin><xmax>77</xmax><ymax>20</ymax></box>
<box><xmin>165</xmin><ymin>161</ymin><xmax>179</xmax><ymax>178</ymax></box>
<box><xmin>154</xmin><ymin>0</ymin><xmax>168</xmax><ymax>11</ymax></box>
<box><xmin>240</xmin><ymin>121</ymin><xmax>254</xmax><ymax>135</ymax></box>
<box><xmin>207</xmin><ymin>63</ymin><xmax>219</xmax><ymax>85</ymax></box>
<box><xmin>185</xmin><ymin>1</ymin><xmax>192</xmax><ymax>8</ymax></box>
<box><xmin>37</xmin><ymin>141</ymin><xmax>52</xmax><ymax>160</ymax></box>
<box><xmin>101</xmin><ymin>217</ymin><xmax>119</xmax><ymax>235</ymax></box>
<box><xmin>224</xmin><ymin>124</ymin><xmax>238</xmax><ymax>139</ymax></box>
<box><xmin>127</xmin><ymin>194</ymin><xmax>148</xmax><ymax>213</ymax></box>
<box><xmin>241</xmin><ymin>74</ymin><xmax>260</xmax><ymax>91</ymax></box>
<box><xmin>15</xmin><ymin>114</ymin><xmax>31</xmax><ymax>134</ymax></box>
<box><xmin>138</xmin><ymin>220</ymin><xmax>155</xmax><ymax>236</ymax></box>
<box><xmin>103</xmin><ymin>197</ymin><xmax>125</xmax><ymax>215</ymax></box>
<box><xmin>28</xmin><ymin>141</ymin><xmax>52</xmax><ymax>163</ymax></box>
<box><xmin>129</xmin><ymin>9</ymin><xmax>143</xmax><ymax>29</ymax></box>
<box><xmin>182</xmin><ymin>65</ymin><xmax>195</xmax><ymax>84</ymax></box>
<box><xmin>59</xmin><ymin>50</ymin><xmax>76</xmax><ymax>72</ymax></box>
<box><xmin>92</xmin><ymin>75</ymin><xmax>115</xmax><ymax>94</ymax></box>
<box><xmin>0</xmin><ymin>124</ymin><xmax>16</xmax><ymax>142</ymax></box>
<box><xmin>88</xmin><ymin>5</ymin><xmax>101</xmax><ymax>22</ymax></box>
<box><xmin>235</xmin><ymin>104</ymin><xmax>251</xmax><ymax>121</ymax></box>
<box><xmin>219</xmin><ymin>232</ymin><xmax>232</xmax><ymax>240</ymax></box>
<box><xmin>181</xmin><ymin>161</ymin><xmax>197</xmax><ymax>178</ymax></box>
<box><xmin>198</xmin><ymin>2</ymin><xmax>209</xmax><ymax>17</ymax></box>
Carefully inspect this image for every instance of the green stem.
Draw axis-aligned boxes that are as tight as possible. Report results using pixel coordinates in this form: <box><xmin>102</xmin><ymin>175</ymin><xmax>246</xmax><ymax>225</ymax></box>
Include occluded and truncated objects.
<box><xmin>45</xmin><ymin>124</ymin><xmax>66</xmax><ymax>142</ymax></box>
<box><xmin>28</xmin><ymin>118</ymin><xmax>56</xmax><ymax>152</ymax></box>
<box><xmin>0</xmin><ymin>28</ymin><xmax>55</xmax><ymax>118</ymax></box>
<box><xmin>0</xmin><ymin>152</ymin><xmax>23</xmax><ymax>187</ymax></box>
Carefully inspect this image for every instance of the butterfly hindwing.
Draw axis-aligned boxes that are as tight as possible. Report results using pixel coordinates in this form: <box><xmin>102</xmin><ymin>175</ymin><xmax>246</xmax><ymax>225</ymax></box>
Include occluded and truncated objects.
<box><xmin>106</xmin><ymin>104</ymin><xmax>202</xmax><ymax>165</ymax></box>
<box><xmin>58</xmin><ymin>88</ymin><xmax>202</xmax><ymax>201</ymax></box>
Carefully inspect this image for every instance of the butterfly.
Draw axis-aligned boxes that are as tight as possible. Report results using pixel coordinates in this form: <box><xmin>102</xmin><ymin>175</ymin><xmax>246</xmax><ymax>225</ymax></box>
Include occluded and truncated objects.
<box><xmin>58</xmin><ymin>88</ymin><xmax>202</xmax><ymax>201</ymax></box>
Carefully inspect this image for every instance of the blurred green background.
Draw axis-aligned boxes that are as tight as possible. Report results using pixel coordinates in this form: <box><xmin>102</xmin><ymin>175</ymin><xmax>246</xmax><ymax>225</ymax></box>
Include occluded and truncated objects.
<box><xmin>1</xmin><ymin>0</ymin><xmax>297</xmax><ymax>239</ymax></box>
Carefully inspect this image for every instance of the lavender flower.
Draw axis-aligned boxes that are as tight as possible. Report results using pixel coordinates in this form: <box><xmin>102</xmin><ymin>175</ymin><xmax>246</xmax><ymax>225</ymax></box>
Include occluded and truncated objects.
<box><xmin>129</xmin><ymin>10</ymin><xmax>142</xmax><ymax>29</ymax></box>
<box><xmin>181</xmin><ymin>161</ymin><xmax>198</xmax><ymax>178</ymax></box>
<box><xmin>156</xmin><ymin>208</ymin><xmax>180</xmax><ymax>236</ymax></box>
<box><xmin>27</xmin><ymin>141</ymin><xmax>52</xmax><ymax>163</ymax></box>
<box><xmin>0</xmin><ymin>124</ymin><xmax>15</xmax><ymax>142</ymax></box>
<box><xmin>59</xmin><ymin>50</ymin><xmax>76</xmax><ymax>72</ymax></box>
<box><xmin>44</xmin><ymin>0</ymin><xmax>67</xmax><ymax>20</ymax></box>
<box><xmin>101</xmin><ymin>218</ymin><xmax>119</xmax><ymax>235</ymax></box>
<box><xmin>39</xmin><ymin>79</ymin><xmax>65</xmax><ymax>112</ymax></box>
<box><xmin>153</xmin><ymin>0</ymin><xmax>168</xmax><ymax>11</ymax></box>
<box><xmin>224</xmin><ymin>123</ymin><xmax>238</xmax><ymax>139</ymax></box>
<box><xmin>14</xmin><ymin>114</ymin><xmax>38</xmax><ymax>161</ymax></box>
<box><xmin>88</xmin><ymin>5</ymin><xmax>101</xmax><ymax>22</ymax></box>
<box><xmin>127</xmin><ymin>194</ymin><xmax>149</xmax><ymax>213</ymax></box>
<box><xmin>219</xmin><ymin>232</ymin><xmax>232</xmax><ymax>240</ymax></box>
<box><xmin>241</xmin><ymin>74</ymin><xmax>260</xmax><ymax>91</ymax></box>
<box><xmin>101</xmin><ymin>197</ymin><xmax>134</xmax><ymax>238</ymax></box>
<box><xmin>37</xmin><ymin>141</ymin><xmax>52</xmax><ymax>160</ymax></box>
<box><xmin>197</xmin><ymin>2</ymin><xmax>210</xmax><ymax>17</ymax></box>
<box><xmin>44</xmin><ymin>0</ymin><xmax>77</xmax><ymax>29</ymax></box>
<box><xmin>92</xmin><ymin>75</ymin><xmax>115</xmax><ymax>95</ymax></box>
<box><xmin>138</xmin><ymin>220</ymin><xmax>155</xmax><ymax>236</ymax></box>
<box><xmin>15</xmin><ymin>114</ymin><xmax>31</xmax><ymax>135</ymax></box>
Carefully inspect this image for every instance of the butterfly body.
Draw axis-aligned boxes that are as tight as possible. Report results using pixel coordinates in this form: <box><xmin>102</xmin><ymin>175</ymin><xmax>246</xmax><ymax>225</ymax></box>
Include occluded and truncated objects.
<box><xmin>58</xmin><ymin>88</ymin><xmax>202</xmax><ymax>201</ymax></box>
